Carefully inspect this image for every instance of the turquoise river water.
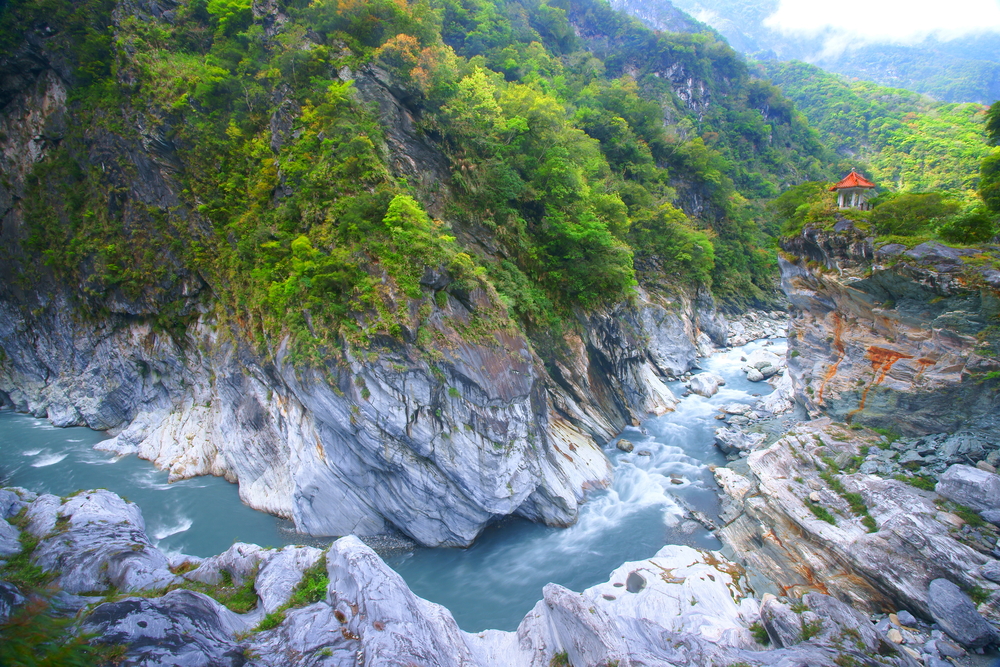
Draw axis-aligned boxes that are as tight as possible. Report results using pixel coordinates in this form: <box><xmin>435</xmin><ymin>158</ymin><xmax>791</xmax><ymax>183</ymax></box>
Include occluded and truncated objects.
<box><xmin>0</xmin><ymin>339</ymin><xmax>781</xmax><ymax>632</ymax></box>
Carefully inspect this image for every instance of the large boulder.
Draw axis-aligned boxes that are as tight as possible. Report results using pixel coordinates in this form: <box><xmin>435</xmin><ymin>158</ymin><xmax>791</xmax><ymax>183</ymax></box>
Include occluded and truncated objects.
<box><xmin>186</xmin><ymin>543</ymin><xmax>269</xmax><ymax>587</ymax></box>
<box><xmin>254</xmin><ymin>545</ymin><xmax>324</xmax><ymax>614</ymax></box>
<box><xmin>936</xmin><ymin>465</ymin><xmax>1000</xmax><ymax>513</ymax></box>
<box><xmin>927</xmin><ymin>578</ymin><xmax>997</xmax><ymax>649</ymax></box>
<box><xmin>83</xmin><ymin>589</ymin><xmax>252</xmax><ymax>667</ymax></box>
<box><xmin>714</xmin><ymin>427</ymin><xmax>765</xmax><ymax>456</ymax></box>
<box><xmin>27</xmin><ymin>490</ymin><xmax>178</xmax><ymax>594</ymax></box>
<box><xmin>322</xmin><ymin>535</ymin><xmax>479</xmax><ymax>667</ymax></box>
<box><xmin>689</xmin><ymin>372</ymin><xmax>725</xmax><ymax>398</ymax></box>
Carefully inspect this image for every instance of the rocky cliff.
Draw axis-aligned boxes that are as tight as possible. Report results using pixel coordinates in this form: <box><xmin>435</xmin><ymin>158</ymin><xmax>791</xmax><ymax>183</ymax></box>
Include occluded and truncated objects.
<box><xmin>780</xmin><ymin>222</ymin><xmax>1000</xmax><ymax>434</ymax></box>
<box><xmin>705</xmin><ymin>222</ymin><xmax>1000</xmax><ymax>655</ymax></box>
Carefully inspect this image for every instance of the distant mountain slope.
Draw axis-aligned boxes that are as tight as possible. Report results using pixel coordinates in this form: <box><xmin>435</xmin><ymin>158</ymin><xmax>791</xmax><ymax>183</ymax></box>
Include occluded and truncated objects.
<box><xmin>760</xmin><ymin>61</ymin><xmax>991</xmax><ymax>195</ymax></box>
<box><xmin>649</xmin><ymin>0</ymin><xmax>1000</xmax><ymax>104</ymax></box>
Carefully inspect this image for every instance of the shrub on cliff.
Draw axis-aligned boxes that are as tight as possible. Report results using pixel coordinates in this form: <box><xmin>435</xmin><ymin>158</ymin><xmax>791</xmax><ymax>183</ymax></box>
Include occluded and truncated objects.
<box><xmin>937</xmin><ymin>207</ymin><xmax>998</xmax><ymax>244</ymax></box>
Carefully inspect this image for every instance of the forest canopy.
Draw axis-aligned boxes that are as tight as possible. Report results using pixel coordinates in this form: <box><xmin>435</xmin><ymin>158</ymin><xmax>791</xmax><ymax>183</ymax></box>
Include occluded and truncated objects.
<box><xmin>0</xmin><ymin>0</ymin><xmax>990</xmax><ymax>365</ymax></box>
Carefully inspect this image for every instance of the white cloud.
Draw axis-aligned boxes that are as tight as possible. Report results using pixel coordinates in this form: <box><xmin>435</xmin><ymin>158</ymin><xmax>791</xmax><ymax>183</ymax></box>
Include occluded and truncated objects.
<box><xmin>764</xmin><ymin>0</ymin><xmax>1000</xmax><ymax>46</ymax></box>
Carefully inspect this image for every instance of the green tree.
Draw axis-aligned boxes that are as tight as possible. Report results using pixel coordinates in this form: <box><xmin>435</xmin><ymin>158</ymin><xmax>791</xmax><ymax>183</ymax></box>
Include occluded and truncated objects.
<box><xmin>871</xmin><ymin>193</ymin><xmax>960</xmax><ymax>236</ymax></box>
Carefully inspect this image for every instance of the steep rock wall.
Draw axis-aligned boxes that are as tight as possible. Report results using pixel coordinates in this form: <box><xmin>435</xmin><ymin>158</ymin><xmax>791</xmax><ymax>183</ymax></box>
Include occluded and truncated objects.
<box><xmin>0</xmin><ymin>277</ymin><xmax>724</xmax><ymax>547</ymax></box>
<box><xmin>780</xmin><ymin>222</ymin><xmax>1000</xmax><ymax>434</ymax></box>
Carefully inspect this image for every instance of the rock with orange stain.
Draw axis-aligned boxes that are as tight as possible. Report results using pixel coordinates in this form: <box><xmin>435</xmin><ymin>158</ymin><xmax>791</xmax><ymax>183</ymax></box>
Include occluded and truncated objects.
<box><xmin>780</xmin><ymin>224</ymin><xmax>1000</xmax><ymax>435</ymax></box>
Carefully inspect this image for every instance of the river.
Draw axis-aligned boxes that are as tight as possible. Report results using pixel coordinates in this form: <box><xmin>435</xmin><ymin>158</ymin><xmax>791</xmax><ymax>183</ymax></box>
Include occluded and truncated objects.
<box><xmin>0</xmin><ymin>339</ymin><xmax>783</xmax><ymax>632</ymax></box>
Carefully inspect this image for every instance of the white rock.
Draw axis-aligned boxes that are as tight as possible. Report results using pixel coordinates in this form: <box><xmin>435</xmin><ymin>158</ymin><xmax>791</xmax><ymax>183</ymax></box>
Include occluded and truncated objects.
<box><xmin>689</xmin><ymin>373</ymin><xmax>725</xmax><ymax>398</ymax></box>
<box><xmin>936</xmin><ymin>465</ymin><xmax>1000</xmax><ymax>513</ymax></box>
<box><xmin>758</xmin><ymin>372</ymin><xmax>794</xmax><ymax>414</ymax></box>
<box><xmin>29</xmin><ymin>490</ymin><xmax>178</xmax><ymax>594</ymax></box>
<box><xmin>187</xmin><ymin>542</ymin><xmax>269</xmax><ymax>586</ymax></box>
<box><xmin>254</xmin><ymin>545</ymin><xmax>324</xmax><ymax>614</ymax></box>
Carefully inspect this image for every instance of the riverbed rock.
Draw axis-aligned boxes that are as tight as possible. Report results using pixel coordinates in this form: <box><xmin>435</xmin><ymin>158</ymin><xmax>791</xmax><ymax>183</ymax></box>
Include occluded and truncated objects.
<box><xmin>714</xmin><ymin>427</ymin><xmax>765</xmax><ymax>456</ymax></box>
<box><xmin>725</xmin><ymin>310</ymin><xmax>789</xmax><ymax>346</ymax></box>
<box><xmin>689</xmin><ymin>372</ymin><xmax>725</xmax><ymax>398</ymax></box>
<box><xmin>83</xmin><ymin>589</ymin><xmax>252</xmax><ymax>666</ymax></box>
<box><xmin>0</xmin><ymin>485</ymin><xmax>927</xmax><ymax>667</ymax></box>
<box><xmin>757</xmin><ymin>372</ymin><xmax>795</xmax><ymax>415</ymax></box>
<box><xmin>936</xmin><ymin>464</ymin><xmax>1000</xmax><ymax>514</ymax></box>
<box><xmin>982</xmin><ymin>561</ymin><xmax>1000</xmax><ymax>583</ymax></box>
<box><xmin>746</xmin><ymin>368</ymin><xmax>764</xmax><ymax>382</ymax></box>
<box><xmin>26</xmin><ymin>490</ymin><xmax>178</xmax><ymax>594</ymax></box>
<box><xmin>616</xmin><ymin>438</ymin><xmax>634</xmax><ymax>453</ymax></box>
<box><xmin>927</xmin><ymin>578</ymin><xmax>997</xmax><ymax>649</ymax></box>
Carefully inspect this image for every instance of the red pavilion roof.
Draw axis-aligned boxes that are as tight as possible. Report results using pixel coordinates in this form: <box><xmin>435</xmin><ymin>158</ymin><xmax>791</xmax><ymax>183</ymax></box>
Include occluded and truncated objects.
<box><xmin>830</xmin><ymin>170</ymin><xmax>876</xmax><ymax>191</ymax></box>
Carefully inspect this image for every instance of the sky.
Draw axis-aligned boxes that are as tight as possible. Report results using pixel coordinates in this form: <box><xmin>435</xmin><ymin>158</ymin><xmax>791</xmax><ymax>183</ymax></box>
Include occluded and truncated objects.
<box><xmin>764</xmin><ymin>0</ymin><xmax>1000</xmax><ymax>45</ymax></box>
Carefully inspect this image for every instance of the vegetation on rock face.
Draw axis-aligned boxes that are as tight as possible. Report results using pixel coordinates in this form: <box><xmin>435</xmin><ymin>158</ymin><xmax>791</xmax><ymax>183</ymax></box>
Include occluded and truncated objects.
<box><xmin>0</xmin><ymin>0</ymin><xmax>842</xmax><ymax>366</ymax></box>
<box><xmin>0</xmin><ymin>508</ymin><xmax>127</xmax><ymax>667</ymax></box>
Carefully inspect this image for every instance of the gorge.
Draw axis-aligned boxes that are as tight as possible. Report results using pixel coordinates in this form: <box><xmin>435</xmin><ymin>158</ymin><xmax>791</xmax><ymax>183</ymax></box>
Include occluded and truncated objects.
<box><xmin>2</xmin><ymin>0</ymin><xmax>1000</xmax><ymax>663</ymax></box>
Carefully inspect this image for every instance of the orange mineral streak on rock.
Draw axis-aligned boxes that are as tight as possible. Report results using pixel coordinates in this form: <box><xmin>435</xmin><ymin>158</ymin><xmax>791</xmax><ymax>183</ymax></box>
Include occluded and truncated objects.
<box><xmin>847</xmin><ymin>346</ymin><xmax>915</xmax><ymax>421</ymax></box>
<box><xmin>552</xmin><ymin>443</ymin><xmax>574</xmax><ymax>463</ymax></box>
<box><xmin>912</xmin><ymin>357</ymin><xmax>935</xmax><ymax>386</ymax></box>
<box><xmin>816</xmin><ymin>312</ymin><xmax>846</xmax><ymax>405</ymax></box>
<box><xmin>867</xmin><ymin>346</ymin><xmax>914</xmax><ymax>383</ymax></box>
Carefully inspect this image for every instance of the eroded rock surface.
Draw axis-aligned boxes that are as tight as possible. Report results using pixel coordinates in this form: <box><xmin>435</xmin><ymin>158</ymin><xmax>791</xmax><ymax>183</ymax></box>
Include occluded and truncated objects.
<box><xmin>25</xmin><ymin>490</ymin><xmax>178</xmax><ymax>595</ymax></box>
<box><xmin>716</xmin><ymin>420</ymin><xmax>1000</xmax><ymax>622</ymax></box>
<box><xmin>780</xmin><ymin>224</ymin><xmax>1000</xmax><ymax>434</ymax></box>
<box><xmin>0</xmin><ymin>277</ymin><xmax>726</xmax><ymax>549</ymax></box>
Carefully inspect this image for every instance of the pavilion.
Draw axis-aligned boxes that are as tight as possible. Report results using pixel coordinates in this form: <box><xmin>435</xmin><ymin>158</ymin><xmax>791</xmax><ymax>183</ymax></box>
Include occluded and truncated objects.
<box><xmin>830</xmin><ymin>169</ymin><xmax>876</xmax><ymax>210</ymax></box>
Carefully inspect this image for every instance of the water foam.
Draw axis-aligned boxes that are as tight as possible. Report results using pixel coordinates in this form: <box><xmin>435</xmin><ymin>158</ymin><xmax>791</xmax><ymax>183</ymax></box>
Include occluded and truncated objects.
<box><xmin>31</xmin><ymin>452</ymin><xmax>69</xmax><ymax>467</ymax></box>
<box><xmin>153</xmin><ymin>517</ymin><xmax>193</xmax><ymax>541</ymax></box>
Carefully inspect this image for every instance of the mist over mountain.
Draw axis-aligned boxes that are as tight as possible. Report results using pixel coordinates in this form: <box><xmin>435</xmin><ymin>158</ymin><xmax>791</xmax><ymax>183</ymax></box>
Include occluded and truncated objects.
<box><xmin>635</xmin><ymin>0</ymin><xmax>1000</xmax><ymax>103</ymax></box>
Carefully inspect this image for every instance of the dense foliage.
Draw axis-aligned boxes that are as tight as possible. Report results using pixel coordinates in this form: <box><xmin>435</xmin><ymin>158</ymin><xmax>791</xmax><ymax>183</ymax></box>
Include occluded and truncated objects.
<box><xmin>760</xmin><ymin>61</ymin><xmax>991</xmax><ymax>197</ymax></box>
<box><xmin>0</xmin><ymin>0</ymin><xmax>839</xmax><ymax>364</ymax></box>
<box><xmin>775</xmin><ymin>185</ymin><xmax>997</xmax><ymax>246</ymax></box>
